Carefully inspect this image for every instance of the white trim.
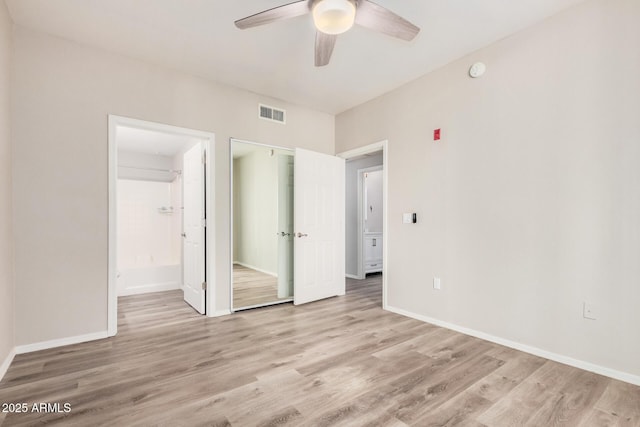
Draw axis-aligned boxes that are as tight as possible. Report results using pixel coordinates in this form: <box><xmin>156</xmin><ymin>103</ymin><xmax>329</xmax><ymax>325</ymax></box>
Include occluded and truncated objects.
<box><xmin>211</xmin><ymin>309</ymin><xmax>232</xmax><ymax>317</ymax></box>
<box><xmin>0</xmin><ymin>347</ymin><xmax>16</xmax><ymax>382</ymax></box>
<box><xmin>229</xmin><ymin>138</ymin><xmax>294</xmax><ymax>152</ymax></box>
<box><xmin>233</xmin><ymin>262</ymin><xmax>277</xmax><ymax>278</ymax></box>
<box><xmin>108</xmin><ymin>116</ymin><xmax>118</xmax><ymax>336</ymax></box>
<box><xmin>345</xmin><ymin>273</ymin><xmax>359</xmax><ymax>280</ymax></box>
<box><xmin>15</xmin><ymin>331</ymin><xmax>109</xmax><ymax>355</ymax></box>
<box><xmin>229</xmin><ymin>141</ymin><xmax>234</xmax><ymax>312</ymax></box>
<box><xmin>108</xmin><ymin>115</ymin><xmax>216</xmax><ymax>331</ymax></box>
<box><xmin>386</xmin><ymin>305</ymin><xmax>640</xmax><ymax>387</ymax></box>
<box><xmin>117</xmin><ymin>281</ymin><xmax>181</xmax><ymax>297</ymax></box>
<box><xmin>357</xmin><ymin>165</ymin><xmax>383</xmax><ymax>280</ymax></box>
<box><xmin>337</xmin><ymin>140</ymin><xmax>388</xmax><ymax>309</ymax></box>
<box><xmin>234</xmin><ymin>299</ymin><xmax>293</xmax><ymax>312</ymax></box>
<box><xmin>204</xmin><ymin>138</ymin><xmax>216</xmax><ymax>318</ymax></box>
<box><xmin>337</xmin><ymin>141</ymin><xmax>386</xmax><ymax>159</ymax></box>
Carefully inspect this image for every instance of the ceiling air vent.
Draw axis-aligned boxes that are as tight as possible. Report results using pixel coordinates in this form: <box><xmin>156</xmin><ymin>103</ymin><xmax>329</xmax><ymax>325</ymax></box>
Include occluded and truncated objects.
<box><xmin>259</xmin><ymin>103</ymin><xmax>286</xmax><ymax>124</ymax></box>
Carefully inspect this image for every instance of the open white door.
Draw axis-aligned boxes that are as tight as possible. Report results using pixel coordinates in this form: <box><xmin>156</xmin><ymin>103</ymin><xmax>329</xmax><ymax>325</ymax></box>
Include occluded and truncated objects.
<box><xmin>182</xmin><ymin>143</ymin><xmax>206</xmax><ymax>314</ymax></box>
<box><xmin>294</xmin><ymin>148</ymin><xmax>345</xmax><ymax>305</ymax></box>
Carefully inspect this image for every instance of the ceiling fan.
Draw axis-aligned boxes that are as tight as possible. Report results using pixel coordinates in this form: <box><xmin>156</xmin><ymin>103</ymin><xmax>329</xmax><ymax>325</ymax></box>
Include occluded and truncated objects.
<box><xmin>235</xmin><ymin>0</ymin><xmax>420</xmax><ymax>67</ymax></box>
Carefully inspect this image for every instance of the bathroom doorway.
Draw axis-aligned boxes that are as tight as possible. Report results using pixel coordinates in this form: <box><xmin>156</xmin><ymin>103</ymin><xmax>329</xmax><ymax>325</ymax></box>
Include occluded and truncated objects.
<box><xmin>108</xmin><ymin>116</ymin><xmax>214</xmax><ymax>336</ymax></box>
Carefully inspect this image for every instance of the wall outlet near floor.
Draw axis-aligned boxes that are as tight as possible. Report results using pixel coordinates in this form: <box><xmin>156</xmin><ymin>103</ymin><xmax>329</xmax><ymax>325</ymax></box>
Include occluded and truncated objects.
<box><xmin>433</xmin><ymin>277</ymin><xmax>441</xmax><ymax>290</ymax></box>
<box><xmin>583</xmin><ymin>302</ymin><xmax>597</xmax><ymax>320</ymax></box>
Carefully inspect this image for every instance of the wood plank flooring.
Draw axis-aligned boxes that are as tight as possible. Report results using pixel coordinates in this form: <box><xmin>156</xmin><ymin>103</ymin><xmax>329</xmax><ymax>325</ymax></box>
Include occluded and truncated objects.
<box><xmin>233</xmin><ymin>264</ymin><xmax>292</xmax><ymax>309</ymax></box>
<box><xmin>1</xmin><ymin>274</ymin><xmax>639</xmax><ymax>426</ymax></box>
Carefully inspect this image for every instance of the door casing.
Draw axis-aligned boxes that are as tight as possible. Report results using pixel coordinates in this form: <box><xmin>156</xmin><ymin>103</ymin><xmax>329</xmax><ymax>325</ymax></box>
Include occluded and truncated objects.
<box><xmin>108</xmin><ymin>115</ymin><xmax>215</xmax><ymax>336</ymax></box>
<box><xmin>337</xmin><ymin>140</ymin><xmax>388</xmax><ymax>309</ymax></box>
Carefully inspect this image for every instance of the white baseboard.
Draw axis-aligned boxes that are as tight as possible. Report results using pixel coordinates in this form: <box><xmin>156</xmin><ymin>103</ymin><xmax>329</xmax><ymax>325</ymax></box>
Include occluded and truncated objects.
<box><xmin>210</xmin><ymin>309</ymin><xmax>231</xmax><ymax>317</ymax></box>
<box><xmin>233</xmin><ymin>262</ymin><xmax>277</xmax><ymax>277</ymax></box>
<box><xmin>346</xmin><ymin>274</ymin><xmax>360</xmax><ymax>280</ymax></box>
<box><xmin>385</xmin><ymin>305</ymin><xmax>640</xmax><ymax>387</ymax></box>
<box><xmin>117</xmin><ymin>281</ymin><xmax>181</xmax><ymax>296</ymax></box>
<box><xmin>0</xmin><ymin>347</ymin><xmax>16</xmax><ymax>382</ymax></box>
<box><xmin>15</xmin><ymin>331</ymin><xmax>109</xmax><ymax>355</ymax></box>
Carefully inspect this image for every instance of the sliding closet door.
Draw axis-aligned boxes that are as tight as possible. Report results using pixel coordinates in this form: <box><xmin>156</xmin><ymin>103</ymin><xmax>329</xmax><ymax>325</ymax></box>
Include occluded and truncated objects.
<box><xmin>293</xmin><ymin>148</ymin><xmax>345</xmax><ymax>305</ymax></box>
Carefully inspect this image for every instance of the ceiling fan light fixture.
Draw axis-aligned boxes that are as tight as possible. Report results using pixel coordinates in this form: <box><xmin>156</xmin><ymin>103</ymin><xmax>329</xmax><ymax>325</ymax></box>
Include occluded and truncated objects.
<box><xmin>312</xmin><ymin>0</ymin><xmax>356</xmax><ymax>35</ymax></box>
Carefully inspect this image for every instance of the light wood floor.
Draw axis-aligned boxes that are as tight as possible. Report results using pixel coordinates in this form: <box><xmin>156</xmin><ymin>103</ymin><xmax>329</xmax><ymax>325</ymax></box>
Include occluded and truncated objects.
<box><xmin>233</xmin><ymin>264</ymin><xmax>292</xmax><ymax>309</ymax></box>
<box><xmin>1</xmin><ymin>275</ymin><xmax>639</xmax><ymax>426</ymax></box>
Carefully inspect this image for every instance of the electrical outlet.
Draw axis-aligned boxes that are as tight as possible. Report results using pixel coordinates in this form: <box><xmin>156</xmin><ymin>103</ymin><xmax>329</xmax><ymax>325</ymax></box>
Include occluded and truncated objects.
<box><xmin>583</xmin><ymin>302</ymin><xmax>597</xmax><ymax>320</ymax></box>
<box><xmin>433</xmin><ymin>277</ymin><xmax>441</xmax><ymax>290</ymax></box>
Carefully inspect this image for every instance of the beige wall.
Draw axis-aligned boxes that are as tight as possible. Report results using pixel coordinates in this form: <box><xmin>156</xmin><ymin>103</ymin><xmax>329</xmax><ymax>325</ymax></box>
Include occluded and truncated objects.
<box><xmin>0</xmin><ymin>0</ymin><xmax>14</xmax><ymax>368</ymax></box>
<box><xmin>233</xmin><ymin>150</ymin><xmax>279</xmax><ymax>275</ymax></box>
<box><xmin>12</xmin><ymin>27</ymin><xmax>334</xmax><ymax>345</ymax></box>
<box><xmin>336</xmin><ymin>0</ymin><xmax>640</xmax><ymax>378</ymax></box>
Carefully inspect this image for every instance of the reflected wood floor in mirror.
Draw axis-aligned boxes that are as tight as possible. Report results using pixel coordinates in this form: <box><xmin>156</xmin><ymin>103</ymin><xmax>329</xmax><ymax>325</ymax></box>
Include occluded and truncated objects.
<box><xmin>1</xmin><ymin>275</ymin><xmax>639</xmax><ymax>426</ymax></box>
<box><xmin>233</xmin><ymin>264</ymin><xmax>292</xmax><ymax>309</ymax></box>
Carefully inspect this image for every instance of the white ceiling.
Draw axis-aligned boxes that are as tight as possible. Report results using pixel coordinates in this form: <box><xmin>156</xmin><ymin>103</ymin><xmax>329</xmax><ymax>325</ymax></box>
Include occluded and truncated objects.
<box><xmin>5</xmin><ymin>0</ymin><xmax>587</xmax><ymax>114</ymax></box>
<box><xmin>117</xmin><ymin>126</ymin><xmax>201</xmax><ymax>156</ymax></box>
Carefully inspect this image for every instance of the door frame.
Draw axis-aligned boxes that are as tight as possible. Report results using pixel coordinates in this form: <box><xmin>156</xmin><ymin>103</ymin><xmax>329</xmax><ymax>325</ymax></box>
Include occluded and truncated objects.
<box><xmin>108</xmin><ymin>115</ymin><xmax>215</xmax><ymax>336</ymax></box>
<box><xmin>357</xmin><ymin>165</ymin><xmax>383</xmax><ymax>280</ymax></box>
<box><xmin>229</xmin><ymin>138</ymin><xmax>294</xmax><ymax>312</ymax></box>
<box><xmin>337</xmin><ymin>140</ymin><xmax>388</xmax><ymax>309</ymax></box>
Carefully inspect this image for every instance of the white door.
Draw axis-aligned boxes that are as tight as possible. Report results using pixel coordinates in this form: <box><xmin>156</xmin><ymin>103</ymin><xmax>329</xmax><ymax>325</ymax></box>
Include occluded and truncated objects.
<box><xmin>294</xmin><ymin>148</ymin><xmax>345</xmax><ymax>305</ymax></box>
<box><xmin>277</xmin><ymin>154</ymin><xmax>294</xmax><ymax>298</ymax></box>
<box><xmin>182</xmin><ymin>143</ymin><xmax>206</xmax><ymax>314</ymax></box>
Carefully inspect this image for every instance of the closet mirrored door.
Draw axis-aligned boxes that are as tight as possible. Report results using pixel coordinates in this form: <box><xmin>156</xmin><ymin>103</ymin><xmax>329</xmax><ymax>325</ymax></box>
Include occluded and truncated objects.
<box><xmin>231</xmin><ymin>140</ymin><xmax>294</xmax><ymax>310</ymax></box>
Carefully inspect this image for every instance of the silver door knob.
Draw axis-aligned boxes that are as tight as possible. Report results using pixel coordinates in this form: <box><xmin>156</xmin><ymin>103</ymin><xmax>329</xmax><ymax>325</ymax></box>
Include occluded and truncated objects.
<box><xmin>297</xmin><ymin>232</ymin><xmax>308</xmax><ymax>238</ymax></box>
<box><xmin>278</xmin><ymin>231</ymin><xmax>291</xmax><ymax>236</ymax></box>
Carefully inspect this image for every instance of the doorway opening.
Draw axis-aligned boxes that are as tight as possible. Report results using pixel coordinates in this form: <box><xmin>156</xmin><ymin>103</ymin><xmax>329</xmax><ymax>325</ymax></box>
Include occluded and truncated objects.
<box><xmin>108</xmin><ymin>116</ymin><xmax>215</xmax><ymax>336</ymax></box>
<box><xmin>338</xmin><ymin>141</ymin><xmax>388</xmax><ymax>308</ymax></box>
<box><xmin>360</xmin><ymin>165</ymin><xmax>384</xmax><ymax>277</ymax></box>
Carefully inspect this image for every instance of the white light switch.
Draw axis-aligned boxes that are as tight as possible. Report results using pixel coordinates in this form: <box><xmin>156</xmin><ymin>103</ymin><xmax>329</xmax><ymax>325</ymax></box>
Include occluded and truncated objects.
<box><xmin>403</xmin><ymin>213</ymin><xmax>412</xmax><ymax>224</ymax></box>
<box><xmin>433</xmin><ymin>277</ymin><xmax>441</xmax><ymax>290</ymax></box>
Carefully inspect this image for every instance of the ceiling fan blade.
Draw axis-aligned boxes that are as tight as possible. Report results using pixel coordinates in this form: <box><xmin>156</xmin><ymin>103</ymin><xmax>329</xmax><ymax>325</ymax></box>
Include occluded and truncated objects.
<box><xmin>315</xmin><ymin>31</ymin><xmax>337</xmax><ymax>67</ymax></box>
<box><xmin>235</xmin><ymin>1</ymin><xmax>310</xmax><ymax>30</ymax></box>
<box><xmin>355</xmin><ymin>0</ymin><xmax>420</xmax><ymax>41</ymax></box>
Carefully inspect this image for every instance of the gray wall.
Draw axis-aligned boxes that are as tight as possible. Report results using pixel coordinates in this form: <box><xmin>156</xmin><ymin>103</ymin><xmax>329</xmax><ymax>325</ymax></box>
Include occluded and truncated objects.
<box><xmin>0</xmin><ymin>0</ymin><xmax>14</xmax><ymax>372</ymax></box>
<box><xmin>336</xmin><ymin>0</ymin><xmax>640</xmax><ymax>379</ymax></box>
<box><xmin>345</xmin><ymin>154</ymin><xmax>383</xmax><ymax>276</ymax></box>
<box><xmin>11</xmin><ymin>26</ymin><xmax>334</xmax><ymax>346</ymax></box>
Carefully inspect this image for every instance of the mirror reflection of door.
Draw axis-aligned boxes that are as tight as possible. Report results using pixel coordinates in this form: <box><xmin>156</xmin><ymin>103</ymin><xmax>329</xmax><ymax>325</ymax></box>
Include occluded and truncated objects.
<box><xmin>277</xmin><ymin>154</ymin><xmax>294</xmax><ymax>298</ymax></box>
<box><xmin>232</xmin><ymin>140</ymin><xmax>294</xmax><ymax>310</ymax></box>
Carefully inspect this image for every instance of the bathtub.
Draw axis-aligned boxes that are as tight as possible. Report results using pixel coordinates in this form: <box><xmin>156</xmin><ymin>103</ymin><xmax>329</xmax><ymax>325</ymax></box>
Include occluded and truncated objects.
<box><xmin>117</xmin><ymin>264</ymin><xmax>181</xmax><ymax>296</ymax></box>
